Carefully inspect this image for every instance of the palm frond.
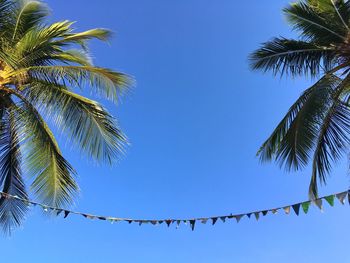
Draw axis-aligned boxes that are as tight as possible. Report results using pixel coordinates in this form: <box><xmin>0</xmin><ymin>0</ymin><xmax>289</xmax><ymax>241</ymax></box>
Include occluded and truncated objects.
<box><xmin>258</xmin><ymin>74</ymin><xmax>342</xmax><ymax>170</ymax></box>
<box><xmin>12</xmin><ymin>0</ymin><xmax>49</xmax><ymax>41</ymax></box>
<box><xmin>0</xmin><ymin>98</ymin><xmax>28</xmax><ymax>234</ymax></box>
<box><xmin>249</xmin><ymin>37</ymin><xmax>336</xmax><ymax>77</ymax></box>
<box><xmin>15</xmin><ymin>65</ymin><xmax>132</xmax><ymax>102</ymax></box>
<box><xmin>11</xmin><ymin>91</ymin><xmax>78</xmax><ymax>207</ymax></box>
<box><xmin>284</xmin><ymin>1</ymin><xmax>347</xmax><ymax>44</ymax></box>
<box><xmin>25</xmin><ymin>80</ymin><xmax>127</xmax><ymax>164</ymax></box>
<box><xmin>309</xmin><ymin>74</ymin><xmax>350</xmax><ymax>198</ymax></box>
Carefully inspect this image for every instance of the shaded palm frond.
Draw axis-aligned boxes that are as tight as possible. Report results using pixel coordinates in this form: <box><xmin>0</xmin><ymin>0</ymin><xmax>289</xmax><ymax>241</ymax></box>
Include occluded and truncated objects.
<box><xmin>258</xmin><ymin>74</ymin><xmax>342</xmax><ymax>170</ymax></box>
<box><xmin>0</xmin><ymin>97</ymin><xmax>28</xmax><ymax>234</ymax></box>
<box><xmin>309</xmin><ymin>75</ymin><xmax>350</xmax><ymax>198</ymax></box>
<box><xmin>249</xmin><ymin>37</ymin><xmax>336</xmax><ymax>77</ymax></box>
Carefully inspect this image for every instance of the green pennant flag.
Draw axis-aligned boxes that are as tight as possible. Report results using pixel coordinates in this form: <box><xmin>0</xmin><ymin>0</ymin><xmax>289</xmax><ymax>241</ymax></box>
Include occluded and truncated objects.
<box><xmin>271</xmin><ymin>209</ymin><xmax>279</xmax><ymax>214</ymax></box>
<box><xmin>176</xmin><ymin>220</ymin><xmax>181</xmax><ymax>228</ymax></box>
<box><xmin>302</xmin><ymin>201</ymin><xmax>311</xmax><ymax>214</ymax></box>
<box><xmin>292</xmin><ymin>204</ymin><xmax>301</xmax><ymax>216</ymax></box>
<box><xmin>336</xmin><ymin>192</ymin><xmax>347</xmax><ymax>204</ymax></box>
<box><xmin>324</xmin><ymin>195</ymin><xmax>335</xmax><ymax>207</ymax></box>
<box><xmin>107</xmin><ymin>218</ymin><xmax>117</xmax><ymax>224</ymax></box>
<box><xmin>235</xmin><ymin>215</ymin><xmax>243</xmax><ymax>223</ymax></box>
<box><xmin>254</xmin><ymin>212</ymin><xmax>260</xmax><ymax>221</ymax></box>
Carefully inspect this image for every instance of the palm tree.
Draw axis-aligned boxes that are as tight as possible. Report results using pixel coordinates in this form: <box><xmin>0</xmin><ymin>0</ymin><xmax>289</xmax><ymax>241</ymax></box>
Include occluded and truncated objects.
<box><xmin>0</xmin><ymin>0</ymin><xmax>131</xmax><ymax>233</ymax></box>
<box><xmin>250</xmin><ymin>0</ymin><xmax>350</xmax><ymax>199</ymax></box>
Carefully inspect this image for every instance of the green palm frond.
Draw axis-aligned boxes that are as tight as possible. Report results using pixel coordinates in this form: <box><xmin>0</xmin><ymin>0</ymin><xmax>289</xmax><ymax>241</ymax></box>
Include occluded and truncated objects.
<box><xmin>0</xmin><ymin>0</ymin><xmax>131</xmax><ymax>232</ymax></box>
<box><xmin>0</xmin><ymin>98</ymin><xmax>28</xmax><ymax>234</ymax></box>
<box><xmin>249</xmin><ymin>37</ymin><xmax>336</xmax><ymax>77</ymax></box>
<box><xmin>12</xmin><ymin>0</ymin><xmax>49</xmax><ymax>41</ymax></box>
<box><xmin>17</xmin><ymin>65</ymin><xmax>132</xmax><ymax>102</ymax></box>
<box><xmin>251</xmin><ymin>0</ymin><xmax>350</xmax><ymax>197</ymax></box>
<box><xmin>25</xmin><ymin>80</ymin><xmax>127</xmax><ymax>164</ymax></box>
<box><xmin>12</xmin><ymin>92</ymin><xmax>78</xmax><ymax>207</ymax></box>
<box><xmin>284</xmin><ymin>1</ymin><xmax>348</xmax><ymax>44</ymax></box>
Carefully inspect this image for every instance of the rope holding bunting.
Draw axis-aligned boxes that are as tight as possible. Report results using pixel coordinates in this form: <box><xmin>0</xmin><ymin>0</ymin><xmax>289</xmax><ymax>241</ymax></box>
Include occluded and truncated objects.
<box><xmin>0</xmin><ymin>190</ymin><xmax>349</xmax><ymax>231</ymax></box>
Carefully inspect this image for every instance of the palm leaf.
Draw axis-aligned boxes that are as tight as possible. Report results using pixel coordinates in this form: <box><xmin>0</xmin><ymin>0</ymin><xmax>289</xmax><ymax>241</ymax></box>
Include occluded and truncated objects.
<box><xmin>11</xmin><ymin>0</ymin><xmax>49</xmax><ymax>41</ymax></box>
<box><xmin>25</xmin><ymin>80</ymin><xmax>127</xmax><ymax>164</ymax></box>
<box><xmin>284</xmin><ymin>1</ymin><xmax>347</xmax><ymax>44</ymax></box>
<box><xmin>11</xmin><ymin>91</ymin><xmax>78</xmax><ymax>207</ymax></box>
<box><xmin>249</xmin><ymin>37</ymin><xmax>336</xmax><ymax>77</ymax></box>
<box><xmin>258</xmin><ymin>74</ymin><xmax>342</xmax><ymax>170</ymax></box>
<box><xmin>309</xmin><ymin>74</ymin><xmax>350</xmax><ymax>198</ymax></box>
<box><xmin>14</xmin><ymin>65</ymin><xmax>132</xmax><ymax>102</ymax></box>
<box><xmin>0</xmin><ymin>98</ymin><xmax>28</xmax><ymax>234</ymax></box>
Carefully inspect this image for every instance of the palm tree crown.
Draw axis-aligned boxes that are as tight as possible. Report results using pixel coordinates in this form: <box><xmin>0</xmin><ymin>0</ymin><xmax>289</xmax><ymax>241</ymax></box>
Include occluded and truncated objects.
<box><xmin>250</xmin><ymin>0</ymin><xmax>350</xmax><ymax>199</ymax></box>
<box><xmin>0</xmin><ymin>0</ymin><xmax>131</xmax><ymax>233</ymax></box>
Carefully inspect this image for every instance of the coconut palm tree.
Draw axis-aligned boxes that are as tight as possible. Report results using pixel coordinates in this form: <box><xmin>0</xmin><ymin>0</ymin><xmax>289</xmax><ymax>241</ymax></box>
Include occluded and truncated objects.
<box><xmin>0</xmin><ymin>0</ymin><xmax>131</xmax><ymax>233</ymax></box>
<box><xmin>250</xmin><ymin>0</ymin><xmax>350</xmax><ymax>199</ymax></box>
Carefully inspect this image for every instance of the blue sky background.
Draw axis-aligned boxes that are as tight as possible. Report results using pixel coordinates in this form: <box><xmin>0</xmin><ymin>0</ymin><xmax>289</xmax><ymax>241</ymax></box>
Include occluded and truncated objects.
<box><xmin>2</xmin><ymin>0</ymin><xmax>350</xmax><ymax>262</ymax></box>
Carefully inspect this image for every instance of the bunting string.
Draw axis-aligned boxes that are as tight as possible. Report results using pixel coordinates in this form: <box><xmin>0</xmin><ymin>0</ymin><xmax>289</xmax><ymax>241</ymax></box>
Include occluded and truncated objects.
<box><xmin>1</xmin><ymin>190</ymin><xmax>349</xmax><ymax>231</ymax></box>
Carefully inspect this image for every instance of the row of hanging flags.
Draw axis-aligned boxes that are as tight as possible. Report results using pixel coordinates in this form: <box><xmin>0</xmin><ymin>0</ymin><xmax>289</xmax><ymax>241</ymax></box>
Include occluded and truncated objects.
<box><xmin>0</xmin><ymin>190</ymin><xmax>349</xmax><ymax>231</ymax></box>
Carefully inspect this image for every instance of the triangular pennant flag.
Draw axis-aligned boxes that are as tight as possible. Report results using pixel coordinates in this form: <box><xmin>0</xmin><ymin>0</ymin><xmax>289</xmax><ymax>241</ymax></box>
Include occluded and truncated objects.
<box><xmin>283</xmin><ymin>206</ymin><xmax>291</xmax><ymax>214</ymax></box>
<box><xmin>324</xmin><ymin>195</ymin><xmax>335</xmax><ymax>207</ymax></box>
<box><xmin>235</xmin><ymin>215</ymin><xmax>243</xmax><ymax>223</ymax></box>
<box><xmin>262</xmin><ymin>210</ymin><xmax>268</xmax><ymax>216</ymax></box>
<box><xmin>176</xmin><ymin>220</ymin><xmax>181</xmax><ymax>227</ymax></box>
<box><xmin>108</xmin><ymin>218</ymin><xmax>117</xmax><ymax>224</ymax></box>
<box><xmin>292</xmin><ymin>203</ymin><xmax>301</xmax><ymax>216</ymax></box>
<box><xmin>56</xmin><ymin>209</ymin><xmax>63</xmax><ymax>216</ymax></box>
<box><xmin>220</xmin><ymin>216</ymin><xmax>226</xmax><ymax>223</ymax></box>
<box><xmin>348</xmin><ymin>191</ymin><xmax>350</xmax><ymax>205</ymax></box>
<box><xmin>336</xmin><ymin>192</ymin><xmax>347</xmax><ymax>204</ymax></box>
<box><xmin>166</xmin><ymin>220</ymin><xmax>173</xmax><ymax>227</ymax></box>
<box><xmin>98</xmin><ymin>217</ymin><xmax>106</xmax><ymax>221</ymax></box>
<box><xmin>127</xmin><ymin>220</ymin><xmax>133</xmax><ymax>224</ymax></box>
<box><xmin>314</xmin><ymin>199</ymin><xmax>323</xmax><ymax>211</ymax></box>
<box><xmin>212</xmin><ymin>217</ymin><xmax>218</xmax><ymax>225</ymax></box>
<box><xmin>271</xmin><ymin>209</ymin><xmax>279</xmax><ymax>214</ymax></box>
<box><xmin>151</xmin><ymin>220</ymin><xmax>158</xmax><ymax>225</ymax></box>
<box><xmin>254</xmin><ymin>212</ymin><xmax>260</xmax><ymax>221</ymax></box>
<box><xmin>227</xmin><ymin>214</ymin><xmax>234</xmax><ymax>219</ymax></box>
<box><xmin>158</xmin><ymin>220</ymin><xmax>164</xmax><ymax>225</ymax></box>
<box><xmin>302</xmin><ymin>201</ymin><xmax>311</xmax><ymax>214</ymax></box>
<box><xmin>201</xmin><ymin>219</ymin><xmax>208</xmax><ymax>224</ymax></box>
<box><xmin>64</xmin><ymin>210</ymin><xmax>70</xmax><ymax>218</ymax></box>
<box><xmin>190</xmin><ymin>220</ymin><xmax>196</xmax><ymax>231</ymax></box>
<box><xmin>246</xmin><ymin>213</ymin><xmax>252</xmax><ymax>218</ymax></box>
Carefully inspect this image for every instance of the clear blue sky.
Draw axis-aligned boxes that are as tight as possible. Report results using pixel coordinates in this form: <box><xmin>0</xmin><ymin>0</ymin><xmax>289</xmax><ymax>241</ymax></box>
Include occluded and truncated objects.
<box><xmin>3</xmin><ymin>0</ymin><xmax>350</xmax><ymax>262</ymax></box>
